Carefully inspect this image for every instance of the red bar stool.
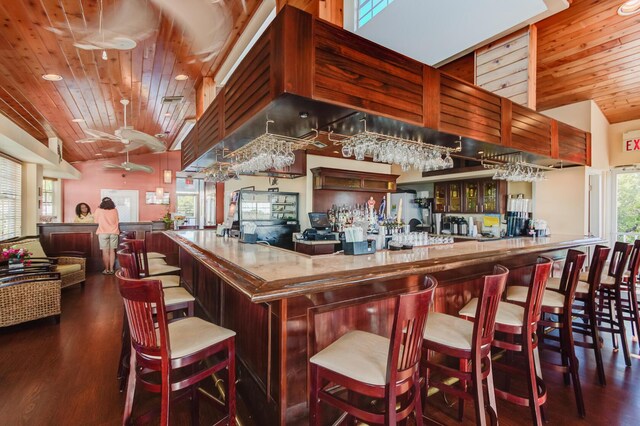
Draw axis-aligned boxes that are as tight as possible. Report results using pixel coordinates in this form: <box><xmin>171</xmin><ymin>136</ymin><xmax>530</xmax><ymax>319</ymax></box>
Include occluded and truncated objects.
<box><xmin>116</xmin><ymin>267</ymin><xmax>235</xmax><ymax>425</ymax></box>
<box><xmin>124</xmin><ymin>238</ymin><xmax>182</xmax><ymax>280</ymax></box>
<box><xmin>593</xmin><ymin>241</ymin><xmax>633</xmax><ymax>366</ymax></box>
<box><xmin>618</xmin><ymin>239</ymin><xmax>640</xmax><ymax>342</ymax></box>
<box><xmin>116</xmin><ymin>250</ymin><xmax>195</xmax><ymax>392</ymax></box>
<box><xmin>460</xmin><ymin>257</ymin><xmax>552</xmax><ymax>426</ymax></box>
<box><xmin>505</xmin><ymin>249</ymin><xmax>586</xmax><ymax>418</ymax></box>
<box><xmin>422</xmin><ymin>265</ymin><xmax>509</xmax><ymax>426</ymax></box>
<box><xmin>567</xmin><ymin>245</ymin><xmax>610</xmax><ymax>386</ymax></box>
<box><xmin>119</xmin><ymin>231</ymin><xmax>166</xmax><ymax>260</ymax></box>
<box><xmin>309</xmin><ymin>277</ymin><xmax>437</xmax><ymax>425</ymax></box>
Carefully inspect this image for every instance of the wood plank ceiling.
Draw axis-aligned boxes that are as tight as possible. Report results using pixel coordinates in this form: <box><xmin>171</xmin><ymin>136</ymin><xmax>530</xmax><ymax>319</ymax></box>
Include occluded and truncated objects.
<box><xmin>0</xmin><ymin>0</ymin><xmax>259</xmax><ymax>163</ymax></box>
<box><xmin>537</xmin><ymin>0</ymin><xmax>640</xmax><ymax>123</ymax></box>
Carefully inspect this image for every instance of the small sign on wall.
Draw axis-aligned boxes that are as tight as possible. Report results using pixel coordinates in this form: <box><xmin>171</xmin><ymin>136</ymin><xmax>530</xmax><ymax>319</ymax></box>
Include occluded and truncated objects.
<box><xmin>623</xmin><ymin>130</ymin><xmax>640</xmax><ymax>152</ymax></box>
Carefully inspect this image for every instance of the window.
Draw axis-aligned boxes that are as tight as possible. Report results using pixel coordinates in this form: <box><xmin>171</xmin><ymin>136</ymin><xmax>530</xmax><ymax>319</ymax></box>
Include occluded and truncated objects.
<box><xmin>357</xmin><ymin>0</ymin><xmax>393</xmax><ymax>28</ymax></box>
<box><xmin>41</xmin><ymin>178</ymin><xmax>55</xmax><ymax>217</ymax></box>
<box><xmin>612</xmin><ymin>169</ymin><xmax>640</xmax><ymax>242</ymax></box>
<box><xmin>176</xmin><ymin>177</ymin><xmax>200</xmax><ymax>225</ymax></box>
<box><xmin>0</xmin><ymin>155</ymin><xmax>22</xmax><ymax>240</ymax></box>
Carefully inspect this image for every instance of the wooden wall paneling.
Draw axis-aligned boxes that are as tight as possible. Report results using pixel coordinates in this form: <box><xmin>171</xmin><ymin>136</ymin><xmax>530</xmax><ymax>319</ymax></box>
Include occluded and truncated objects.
<box><xmin>180</xmin><ymin>124</ymin><xmax>198</xmax><ymax>170</ymax></box>
<box><xmin>196</xmin><ymin>93</ymin><xmax>221</xmax><ymax>157</ymax></box>
<box><xmin>271</xmin><ymin>6</ymin><xmax>314</xmax><ymax>98</ymax></box>
<box><xmin>195</xmin><ymin>263</ymin><xmax>222</xmax><ymax>323</ymax></box>
<box><xmin>145</xmin><ymin>231</ymin><xmax>178</xmax><ymax>266</ymax></box>
<box><xmin>501</xmin><ymin>98</ymin><xmax>513</xmax><ymax>147</ymax></box>
<box><xmin>527</xmin><ymin>24</ymin><xmax>538</xmax><ymax>110</ymax></box>
<box><xmin>438</xmin><ymin>52</ymin><xmax>475</xmax><ymax>84</ymax></box>
<box><xmin>586</xmin><ymin>132</ymin><xmax>592</xmax><ymax>167</ymax></box>
<box><xmin>224</xmin><ymin>30</ymin><xmax>273</xmax><ymax>135</ymax></box>
<box><xmin>550</xmin><ymin>119</ymin><xmax>560</xmax><ymax>159</ymax></box>
<box><xmin>178</xmin><ymin>247</ymin><xmax>196</xmax><ymax>294</ymax></box>
<box><xmin>423</xmin><ymin>66</ymin><xmax>441</xmax><ymax>130</ymax></box>
<box><xmin>319</xmin><ymin>0</ymin><xmax>344</xmax><ymax>26</ymax></box>
<box><xmin>439</xmin><ymin>74</ymin><xmax>503</xmax><ymax>145</ymax></box>
<box><xmin>511</xmin><ymin>103</ymin><xmax>552</xmax><ymax>156</ymax></box>
<box><xmin>313</xmin><ymin>19</ymin><xmax>424</xmax><ymax>125</ymax></box>
<box><xmin>49</xmin><ymin>232</ymin><xmax>93</xmax><ymax>258</ymax></box>
<box><xmin>476</xmin><ymin>28</ymin><xmax>531</xmax><ymax>107</ymax></box>
<box><xmin>557</xmin><ymin>121</ymin><xmax>589</xmax><ymax>165</ymax></box>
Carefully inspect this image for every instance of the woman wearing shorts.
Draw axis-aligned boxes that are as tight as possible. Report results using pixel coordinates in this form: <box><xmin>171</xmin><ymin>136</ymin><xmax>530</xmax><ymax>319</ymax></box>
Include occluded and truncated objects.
<box><xmin>94</xmin><ymin>197</ymin><xmax>120</xmax><ymax>274</ymax></box>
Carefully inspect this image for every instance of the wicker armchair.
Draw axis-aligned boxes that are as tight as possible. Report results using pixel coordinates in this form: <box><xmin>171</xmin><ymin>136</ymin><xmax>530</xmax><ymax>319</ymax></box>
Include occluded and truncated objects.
<box><xmin>0</xmin><ymin>238</ymin><xmax>86</xmax><ymax>289</ymax></box>
<box><xmin>0</xmin><ymin>272</ymin><xmax>61</xmax><ymax>327</ymax></box>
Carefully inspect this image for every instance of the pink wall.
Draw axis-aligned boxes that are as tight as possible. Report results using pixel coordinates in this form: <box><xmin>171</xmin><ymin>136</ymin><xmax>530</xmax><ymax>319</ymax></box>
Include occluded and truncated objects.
<box><xmin>62</xmin><ymin>151</ymin><xmax>182</xmax><ymax>222</ymax></box>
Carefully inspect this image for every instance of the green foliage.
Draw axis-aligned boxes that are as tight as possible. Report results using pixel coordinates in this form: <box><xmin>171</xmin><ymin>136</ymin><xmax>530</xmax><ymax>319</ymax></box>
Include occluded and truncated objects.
<box><xmin>617</xmin><ymin>173</ymin><xmax>640</xmax><ymax>237</ymax></box>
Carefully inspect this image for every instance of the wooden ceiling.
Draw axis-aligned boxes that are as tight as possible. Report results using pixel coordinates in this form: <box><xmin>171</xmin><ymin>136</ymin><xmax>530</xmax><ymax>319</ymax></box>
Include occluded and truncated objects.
<box><xmin>537</xmin><ymin>0</ymin><xmax>640</xmax><ymax>123</ymax></box>
<box><xmin>0</xmin><ymin>0</ymin><xmax>259</xmax><ymax>163</ymax></box>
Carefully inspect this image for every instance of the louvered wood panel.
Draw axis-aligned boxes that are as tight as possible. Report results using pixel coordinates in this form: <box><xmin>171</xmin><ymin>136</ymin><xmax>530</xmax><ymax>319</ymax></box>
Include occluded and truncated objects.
<box><xmin>557</xmin><ymin>122</ymin><xmax>588</xmax><ymax>164</ymax></box>
<box><xmin>313</xmin><ymin>20</ymin><xmax>424</xmax><ymax>125</ymax></box>
<box><xmin>181</xmin><ymin>126</ymin><xmax>198</xmax><ymax>170</ymax></box>
<box><xmin>197</xmin><ymin>95</ymin><xmax>221</xmax><ymax>157</ymax></box>
<box><xmin>511</xmin><ymin>103</ymin><xmax>552</xmax><ymax>156</ymax></box>
<box><xmin>439</xmin><ymin>75</ymin><xmax>502</xmax><ymax>145</ymax></box>
<box><xmin>224</xmin><ymin>32</ymin><xmax>272</xmax><ymax>135</ymax></box>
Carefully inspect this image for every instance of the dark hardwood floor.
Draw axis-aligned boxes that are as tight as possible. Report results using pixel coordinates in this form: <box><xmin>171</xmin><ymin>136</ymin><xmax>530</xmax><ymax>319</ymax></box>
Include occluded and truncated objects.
<box><xmin>1</xmin><ymin>273</ymin><xmax>640</xmax><ymax>425</ymax></box>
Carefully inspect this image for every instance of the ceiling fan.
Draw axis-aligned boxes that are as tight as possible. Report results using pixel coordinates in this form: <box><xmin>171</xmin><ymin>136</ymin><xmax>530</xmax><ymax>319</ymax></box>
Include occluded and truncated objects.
<box><xmin>76</xmin><ymin>99</ymin><xmax>166</xmax><ymax>153</ymax></box>
<box><xmin>103</xmin><ymin>150</ymin><xmax>154</xmax><ymax>174</ymax></box>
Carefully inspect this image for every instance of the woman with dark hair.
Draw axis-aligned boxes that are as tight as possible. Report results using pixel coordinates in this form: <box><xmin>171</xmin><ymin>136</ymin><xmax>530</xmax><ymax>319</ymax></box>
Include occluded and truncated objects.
<box><xmin>73</xmin><ymin>202</ymin><xmax>94</xmax><ymax>223</ymax></box>
<box><xmin>94</xmin><ymin>197</ymin><xmax>120</xmax><ymax>274</ymax></box>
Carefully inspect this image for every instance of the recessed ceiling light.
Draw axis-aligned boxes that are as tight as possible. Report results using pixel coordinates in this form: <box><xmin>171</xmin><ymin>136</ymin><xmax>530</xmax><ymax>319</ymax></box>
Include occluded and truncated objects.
<box><xmin>95</xmin><ymin>153</ymin><xmax>103</xmax><ymax>156</ymax></box>
<box><xmin>164</xmin><ymin>112</ymin><xmax>171</xmax><ymax>117</ymax></box>
<box><xmin>42</xmin><ymin>74</ymin><xmax>63</xmax><ymax>81</ymax></box>
<box><xmin>72</xmin><ymin>118</ymin><xmax>85</xmax><ymax>123</ymax></box>
<box><xmin>618</xmin><ymin>0</ymin><xmax>640</xmax><ymax>15</ymax></box>
<box><xmin>174</xmin><ymin>74</ymin><xmax>189</xmax><ymax>81</ymax></box>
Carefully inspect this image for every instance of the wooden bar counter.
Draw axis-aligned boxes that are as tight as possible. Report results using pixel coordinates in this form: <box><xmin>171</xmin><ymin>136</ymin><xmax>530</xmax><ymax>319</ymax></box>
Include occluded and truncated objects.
<box><xmin>166</xmin><ymin>231</ymin><xmax>603</xmax><ymax>425</ymax></box>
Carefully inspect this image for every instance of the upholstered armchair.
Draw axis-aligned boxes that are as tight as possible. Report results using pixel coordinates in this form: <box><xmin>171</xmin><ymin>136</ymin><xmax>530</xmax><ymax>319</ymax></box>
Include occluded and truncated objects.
<box><xmin>0</xmin><ymin>238</ymin><xmax>86</xmax><ymax>289</ymax></box>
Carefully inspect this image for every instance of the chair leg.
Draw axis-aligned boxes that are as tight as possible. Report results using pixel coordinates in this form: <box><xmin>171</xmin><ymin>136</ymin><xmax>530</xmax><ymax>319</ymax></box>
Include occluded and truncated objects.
<box><xmin>564</xmin><ymin>321</ymin><xmax>585</xmax><ymax>418</ymax></box>
<box><xmin>471</xmin><ymin>355</ymin><xmax>487</xmax><ymax>426</ymax></box>
<box><xmin>191</xmin><ymin>382</ymin><xmax>199</xmax><ymax>426</ymax></box>
<box><xmin>161</xmin><ymin>369</ymin><xmax>171</xmax><ymax>426</ymax></box>
<box><xmin>122</xmin><ymin>347</ymin><xmax>137</xmax><ymax>426</ymax></box>
<box><xmin>227</xmin><ymin>340</ymin><xmax>236</xmax><ymax>425</ymax></box>
<box><xmin>525</xmin><ymin>334</ymin><xmax>543</xmax><ymax>426</ymax></box>
<box><xmin>588</xmin><ymin>301</ymin><xmax>607</xmax><ymax>386</ymax></box>
<box><xmin>458</xmin><ymin>358</ymin><xmax>467</xmax><ymax>421</ymax></box>
<box><xmin>485</xmin><ymin>357</ymin><xmax>498</xmax><ymax>426</ymax></box>
<box><xmin>615</xmin><ymin>296</ymin><xmax>632</xmax><ymax>367</ymax></box>
<box><xmin>533</xmin><ymin>344</ymin><xmax>547</xmax><ymax>424</ymax></box>
<box><xmin>414</xmin><ymin>370</ymin><xmax>424</xmax><ymax>426</ymax></box>
<box><xmin>187</xmin><ymin>300</ymin><xmax>194</xmax><ymax>317</ymax></box>
<box><xmin>632</xmin><ymin>287</ymin><xmax>640</xmax><ymax>343</ymax></box>
<box><xmin>310</xmin><ymin>365</ymin><xmax>320</xmax><ymax>426</ymax></box>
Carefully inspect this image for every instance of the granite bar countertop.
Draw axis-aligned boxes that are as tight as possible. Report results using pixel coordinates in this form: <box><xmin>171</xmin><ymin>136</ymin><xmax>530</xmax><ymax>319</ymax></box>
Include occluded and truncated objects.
<box><xmin>165</xmin><ymin>230</ymin><xmax>604</xmax><ymax>303</ymax></box>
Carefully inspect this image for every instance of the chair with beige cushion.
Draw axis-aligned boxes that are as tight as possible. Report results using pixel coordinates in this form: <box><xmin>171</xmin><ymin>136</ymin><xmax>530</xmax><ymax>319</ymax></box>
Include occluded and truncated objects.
<box><xmin>118</xmin><ymin>231</ymin><xmax>166</xmax><ymax>260</ymax></box>
<box><xmin>505</xmin><ymin>249</ymin><xmax>587</xmax><ymax>418</ymax></box>
<box><xmin>0</xmin><ymin>238</ymin><xmax>86</xmax><ymax>289</ymax></box>
<box><xmin>309</xmin><ymin>277</ymin><xmax>437</xmax><ymax>425</ymax></box>
<box><xmin>123</xmin><ymin>238</ymin><xmax>181</xmax><ymax>283</ymax></box>
<box><xmin>423</xmin><ymin>265</ymin><xmax>508</xmax><ymax>426</ymax></box>
<box><xmin>460</xmin><ymin>257</ymin><xmax>552</xmax><ymax>426</ymax></box>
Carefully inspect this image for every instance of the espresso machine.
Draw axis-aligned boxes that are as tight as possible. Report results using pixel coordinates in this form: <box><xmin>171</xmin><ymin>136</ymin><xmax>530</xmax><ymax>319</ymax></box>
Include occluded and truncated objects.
<box><xmin>417</xmin><ymin>197</ymin><xmax>435</xmax><ymax>232</ymax></box>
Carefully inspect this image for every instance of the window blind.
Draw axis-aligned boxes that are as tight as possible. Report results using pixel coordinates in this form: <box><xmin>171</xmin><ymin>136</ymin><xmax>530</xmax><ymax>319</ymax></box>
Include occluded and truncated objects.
<box><xmin>0</xmin><ymin>155</ymin><xmax>22</xmax><ymax>240</ymax></box>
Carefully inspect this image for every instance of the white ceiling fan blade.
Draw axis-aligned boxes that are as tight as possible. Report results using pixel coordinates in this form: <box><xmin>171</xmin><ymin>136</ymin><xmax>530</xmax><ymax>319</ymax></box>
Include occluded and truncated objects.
<box><xmin>75</xmin><ymin>138</ymin><xmax>98</xmax><ymax>144</ymax></box>
<box><xmin>122</xmin><ymin>162</ymin><xmax>154</xmax><ymax>173</ymax></box>
<box><xmin>103</xmin><ymin>163</ymin><xmax>126</xmax><ymax>170</ymax></box>
<box><xmin>84</xmin><ymin>128</ymin><xmax>121</xmax><ymax>141</ymax></box>
<box><xmin>103</xmin><ymin>141</ymin><xmax>145</xmax><ymax>153</ymax></box>
<box><xmin>118</xmin><ymin>129</ymin><xmax>166</xmax><ymax>152</ymax></box>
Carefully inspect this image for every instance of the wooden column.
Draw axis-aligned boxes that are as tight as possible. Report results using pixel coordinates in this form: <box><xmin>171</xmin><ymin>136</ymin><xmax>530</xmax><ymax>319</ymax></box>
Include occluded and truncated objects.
<box><xmin>195</xmin><ymin>76</ymin><xmax>216</xmax><ymax>119</ymax></box>
<box><xmin>276</xmin><ymin>0</ymin><xmax>343</xmax><ymax>26</ymax></box>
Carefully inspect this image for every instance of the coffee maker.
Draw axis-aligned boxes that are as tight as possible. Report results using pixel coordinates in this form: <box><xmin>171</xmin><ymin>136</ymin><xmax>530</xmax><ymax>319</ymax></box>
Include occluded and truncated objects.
<box><xmin>419</xmin><ymin>198</ymin><xmax>434</xmax><ymax>232</ymax></box>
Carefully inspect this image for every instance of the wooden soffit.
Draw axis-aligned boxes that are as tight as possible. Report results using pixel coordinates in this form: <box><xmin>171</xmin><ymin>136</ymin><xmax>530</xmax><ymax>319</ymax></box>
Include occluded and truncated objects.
<box><xmin>182</xmin><ymin>5</ymin><xmax>591</xmax><ymax>173</ymax></box>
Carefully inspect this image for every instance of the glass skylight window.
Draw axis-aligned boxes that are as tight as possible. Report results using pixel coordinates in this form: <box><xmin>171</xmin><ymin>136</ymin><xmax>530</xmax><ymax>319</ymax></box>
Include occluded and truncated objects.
<box><xmin>357</xmin><ymin>0</ymin><xmax>394</xmax><ymax>28</ymax></box>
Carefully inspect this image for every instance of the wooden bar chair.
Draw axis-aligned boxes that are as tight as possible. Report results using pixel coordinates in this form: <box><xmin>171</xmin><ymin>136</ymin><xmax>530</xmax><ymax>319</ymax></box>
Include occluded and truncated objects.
<box><xmin>119</xmin><ymin>231</ymin><xmax>166</xmax><ymax>260</ymax></box>
<box><xmin>505</xmin><ymin>250</ymin><xmax>586</xmax><ymax>418</ymax></box>
<box><xmin>124</xmin><ymin>238</ymin><xmax>182</xmax><ymax>279</ymax></box>
<box><xmin>116</xmin><ymin>269</ymin><xmax>236</xmax><ymax>426</ymax></box>
<box><xmin>116</xmin><ymin>250</ymin><xmax>195</xmax><ymax>393</ymax></box>
<box><xmin>618</xmin><ymin>239</ymin><xmax>640</xmax><ymax>342</ymax></box>
<box><xmin>422</xmin><ymin>265</ymin><xmax>509</xmax><ymax>426</ymax></box>
<box><xmin>460</xmin><ymin>257</ymin><xmax>552</xmax><ymax>426</ymax></box>
<box><xmin>565</xmin><ymin>245</ymin><xmax>610</xmax><ymax>386</ymax></box>
<box><xmin>309</xmin><ymin>277</ymin><xmax>437</xmax><ymax>425</ymax></box>
<box><xmin>593</xmin><ymin>241</ymin><xmax>633</xmax><ymax>367</ymax></box>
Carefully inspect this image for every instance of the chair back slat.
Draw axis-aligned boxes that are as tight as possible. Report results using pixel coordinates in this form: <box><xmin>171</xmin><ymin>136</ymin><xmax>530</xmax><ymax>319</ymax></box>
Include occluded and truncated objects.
<box><xmin>123</xmin><ymin>239</ymin><xmax>151</xmax><ymax>277</ymax></box>
<box><xmin>628</xmin><ymin>240</ymin><xmax>640</xmax><ymax>286</ymax></box>
<box><xmin>608</xmin><ymin>242</ymin><xmax>632</xmax><ymax>288</ymax></box>
<box><xmin>523</xmin><ymin>257</ymin><xmax>553</xmax><ymax>326</ymax></box>
<box><xmin>586</xmin><ymin>245</ymin><xmax>611</xmax><ymax>296</ymax></box>
<box><xmin>116</xmin><ymin>251</ymin><xmax>169</xmax><ymax>359</ymax></box>
<box><xmin>117</xmin><ymin>249</ymin><xmax>141</xmax><ymax>278</ymax></box>
<box><xmin>473</xmin><ymin>265</ymin><xmax>509</xmax><ymax>348</ymax></box>
<box><xmin>387</xmin><ymin>276</ymin><xmax>437</xmax><ymax>383</ymax></box>
<box><xmin>559</xmin><ymin>250</ymin><xmax>587</xmax><ymax>311</ymax></box>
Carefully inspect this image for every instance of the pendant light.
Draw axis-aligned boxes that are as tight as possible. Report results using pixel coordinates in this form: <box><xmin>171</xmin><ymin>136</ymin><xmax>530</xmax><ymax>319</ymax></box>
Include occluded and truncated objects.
<box><xmin>163</xmin><ymin>151</ymin><xmax>172</xmax><ymax>183</ymax></box>
<box><xmin>155</xmin><ymin>153</ymin><xmax>164</xmax><ymax>200</ymax></box>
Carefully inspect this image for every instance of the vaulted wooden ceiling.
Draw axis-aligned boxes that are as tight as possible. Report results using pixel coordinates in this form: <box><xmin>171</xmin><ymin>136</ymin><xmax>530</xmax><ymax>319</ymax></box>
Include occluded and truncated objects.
<box><xmin>0</xmin><ymin>0</ymin><xmax>259</xmax><ymax>163</ymax></box>
<box><xmin>537</xmin><ymin>0</ymin><xmax>640</xmax><ymax>123</ymax></box>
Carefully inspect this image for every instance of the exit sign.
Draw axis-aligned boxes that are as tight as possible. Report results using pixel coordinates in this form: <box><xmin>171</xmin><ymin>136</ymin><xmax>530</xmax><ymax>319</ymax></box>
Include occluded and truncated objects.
<box><xmin>623</xmin><ymin>130</ymin><xmax>640</xmax><ymax>152</ymax></box>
